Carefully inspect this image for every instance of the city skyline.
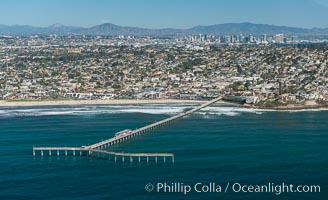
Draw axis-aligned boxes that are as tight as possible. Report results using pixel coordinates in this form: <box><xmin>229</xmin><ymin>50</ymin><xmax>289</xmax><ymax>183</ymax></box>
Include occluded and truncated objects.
<box><xmin>1</xmin><ymin>0</ymin><xmax>328</xmax><ymax>29</ymax></box>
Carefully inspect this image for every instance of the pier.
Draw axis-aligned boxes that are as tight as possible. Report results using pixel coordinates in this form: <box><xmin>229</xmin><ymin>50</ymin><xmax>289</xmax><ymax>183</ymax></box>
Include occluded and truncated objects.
<box><xmin>33</xmin><ymin>147</ymin><xmax>174</xmax><ymax>163</ymax></box>
<box><xmin>87</xmin><ymin>97</ymin><xmax>222</xmax><ymax>150</ymax></box>
<box><xmin>33</xmin><ymin>96</ymin><xmax>222</xmax><ymax>163</ymax></box>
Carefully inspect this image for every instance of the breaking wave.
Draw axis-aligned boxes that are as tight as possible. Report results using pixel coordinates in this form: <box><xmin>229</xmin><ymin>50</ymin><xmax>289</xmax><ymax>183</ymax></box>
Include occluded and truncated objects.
<box><xmin>197</xmin><ymin>107</ymin><xmax>264</xmax><ymax>116</ymax></box>
<box><xmin>196</xmin><ymin>106</ymin><xmax>327</xmax><ymax>117</ymax></box>
<box><xmin>0</xmin><ymin>104</ymin><xmax>326</xmax><ymax>118</ymax></box>
<box><xmin>0</xmin><ymin>104</ymin><xmax>193</xmax><ymax>118</ymax></box>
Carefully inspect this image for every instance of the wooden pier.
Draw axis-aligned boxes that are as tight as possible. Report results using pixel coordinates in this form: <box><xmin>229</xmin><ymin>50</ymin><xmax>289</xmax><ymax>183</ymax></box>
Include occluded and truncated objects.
<box><xmin>89</xmin><ymin>149</ymin><xmax>174</xmax><ymax>163</ymax></box>
<box><xmin>33</xmin><ymin>147</ymin><xmax>85</xmax><ymax>157</ymax></box>
<box><xmin>87</xmin><ymin>97</ymin><xmax>222</xmax><ymax>150</ymax></box>
<box><xmin>33</xmin><ymin>97</ymin><xmax>222</xmax><ymax>163</ymax></box>
<box><xmin>33</xmin><ymin>147</ymin><xmax>174</xmax><ymax>163</ymax></box>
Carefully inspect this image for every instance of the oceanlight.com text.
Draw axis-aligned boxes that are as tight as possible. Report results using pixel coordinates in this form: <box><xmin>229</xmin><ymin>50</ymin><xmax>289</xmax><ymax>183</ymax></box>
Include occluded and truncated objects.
<box><xmin>145</xmin><ymin>182</ymin><xmax>321</xmax><ymax>195</ymax></box>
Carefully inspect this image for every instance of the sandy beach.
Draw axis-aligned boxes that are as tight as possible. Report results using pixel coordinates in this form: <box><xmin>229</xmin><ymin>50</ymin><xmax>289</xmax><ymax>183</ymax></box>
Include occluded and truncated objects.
<box><xmin>0</xmin><ymin>99</ymin><xmax>213</xmax><ymax>107</ymax></box>
<box><xmin>1</xmin><ymin>99</ymin><xmax>326</xmax><ymax>110</ymax></box>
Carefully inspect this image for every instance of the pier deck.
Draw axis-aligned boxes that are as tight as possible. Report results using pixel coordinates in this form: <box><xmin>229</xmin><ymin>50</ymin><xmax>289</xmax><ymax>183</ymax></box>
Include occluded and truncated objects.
<box><xmin>33</xmin><ymin>97</ymin><xmax>222</xmax><ymax>163</ymax></box>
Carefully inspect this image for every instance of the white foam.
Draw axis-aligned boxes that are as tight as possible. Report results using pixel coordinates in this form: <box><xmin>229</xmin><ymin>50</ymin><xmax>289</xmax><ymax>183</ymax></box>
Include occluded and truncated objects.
<box><xmin>195</xmin><ymin>106</ymin><xmax>328</xmax><ymax>117</ymax></box>
<box><xmin>0</xmin><ymin>104</ymin><xmax>326</xmax><ymax>118</ymax></box>
<box><xmin>0</xmin><ymin>104</ymin><xmax>193</xmax><ymax>117</ymax></box>
<box><xmin>119</xmin><ymin>108</ymin><xmax>185</xmax><ymax>114</ymax></box>
<box><xmin>197</xmin><ymin>106</ymin><xmax>262</xmax><ymax>116</ymax></box>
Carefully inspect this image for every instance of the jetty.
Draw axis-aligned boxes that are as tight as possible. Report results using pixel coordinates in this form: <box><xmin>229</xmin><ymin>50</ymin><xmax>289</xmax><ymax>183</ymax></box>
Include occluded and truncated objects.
<box><xmin>33</xmin><ymin>96</ymin><xmax>222</xmax><ymax>163</ymax></box>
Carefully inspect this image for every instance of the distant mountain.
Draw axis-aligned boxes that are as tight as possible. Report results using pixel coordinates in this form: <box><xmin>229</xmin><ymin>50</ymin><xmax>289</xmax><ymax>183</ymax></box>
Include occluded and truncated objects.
<box><xmin>188</xmin><ymin>22</ymin><xmax>312</xmax><ymax>35</ymax></box>
<box><xmin>47</xmin><ymin>23</ymin><xmax>83</xmax><ymax>34</ymax></box>
<box><xmin>0</xmin><ymin>22</ymin><xmax>327</xmax><ymax>36</ymax></box>
<box><xmin>0</xmin><ymin>25</ymin><xmax>45</xmax><ymax>35</ymax></box>
<box><xmin>84</xmin><ymin>23</ymin><xmax>185</xmax><ymax>36</ymax></box>
<box><xmin>0</xmin><ymin>24</ymin><xmax>83</xmax><ymax>35</ymax></box>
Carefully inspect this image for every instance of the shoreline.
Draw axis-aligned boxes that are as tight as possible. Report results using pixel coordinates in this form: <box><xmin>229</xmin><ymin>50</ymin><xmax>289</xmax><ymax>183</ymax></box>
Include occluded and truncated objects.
<box><xmin>0</xmin><ymin>99</ymin><xmax>211</xmax><ymax>107</ymax></box>
<box><xmin>0</xmin><ymin>99</ymin><xmax>327</xmax><ymax>111</ymax></box>
<box><xmin>243</xmin><ymin>103</ymin><xmax>328</xmax><ymax>111</ymax></box>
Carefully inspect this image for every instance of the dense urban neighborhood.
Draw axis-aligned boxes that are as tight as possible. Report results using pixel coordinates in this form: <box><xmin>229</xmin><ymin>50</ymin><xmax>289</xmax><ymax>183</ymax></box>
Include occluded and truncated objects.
<box><xmin>0</xmin><ymin>35</ymin><xmax>327</xmax><ymax>108</ymax></box>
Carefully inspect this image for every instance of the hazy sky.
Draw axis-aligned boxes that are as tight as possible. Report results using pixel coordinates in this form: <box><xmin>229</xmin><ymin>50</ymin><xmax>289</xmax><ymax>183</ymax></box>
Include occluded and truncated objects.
<box><xmin>1</xmin><ymin>0</ymin><xmax>328</xmax><ymax>28</ymax></box>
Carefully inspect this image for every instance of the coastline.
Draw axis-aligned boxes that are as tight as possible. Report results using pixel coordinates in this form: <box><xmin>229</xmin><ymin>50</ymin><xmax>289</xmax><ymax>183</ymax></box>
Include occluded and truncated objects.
<box><xmin>0</xmin><ymin>99</ymin><xmax>327</xmax><ymax>111</ymax></box>
<box><xmin>243</xmin><ymin>103</ymin><xmax>328</xmax><ymax>111</ymax></box>
<box><xmin>0</xmin><ymin>99</ymin><xmax>210</xmax><ymax>107</ymax></box>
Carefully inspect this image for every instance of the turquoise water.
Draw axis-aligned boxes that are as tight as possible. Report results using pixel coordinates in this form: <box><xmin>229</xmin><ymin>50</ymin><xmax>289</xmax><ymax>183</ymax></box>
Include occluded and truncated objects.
<box><xmin>0</xmin><ymin>104</ymin><xmax>327</xmax><ymax>200</ymax></box>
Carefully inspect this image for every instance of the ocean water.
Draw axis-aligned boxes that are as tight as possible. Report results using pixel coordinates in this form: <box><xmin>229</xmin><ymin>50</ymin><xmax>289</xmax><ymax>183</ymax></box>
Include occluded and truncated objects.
<box><xmin>0</xmin><ymin>104</ymin><xmax>327</xmax><ymax>200</ymax></box>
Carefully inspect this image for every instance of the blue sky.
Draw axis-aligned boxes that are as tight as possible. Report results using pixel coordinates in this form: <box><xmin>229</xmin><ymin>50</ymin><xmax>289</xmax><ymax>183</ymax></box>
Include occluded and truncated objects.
<box><xmin>1</xmin><ymin>0</ymin><xmax>328</xmax><ymax>28</ymax></box>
